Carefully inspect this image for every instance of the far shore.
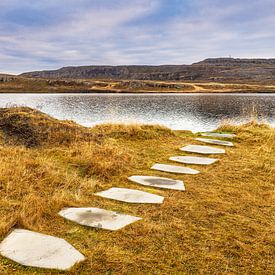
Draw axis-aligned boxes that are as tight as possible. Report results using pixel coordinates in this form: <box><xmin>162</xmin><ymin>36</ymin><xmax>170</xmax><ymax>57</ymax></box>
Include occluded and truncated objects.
<box><xmin>1</xmin><ymin>76</ymin><xmax>275</xmax><ymax>93</ymax></box>
<box><xmin>1</xmin><ymin>90</ymin><xmax>275</xmax><ymax>94</ymax></box>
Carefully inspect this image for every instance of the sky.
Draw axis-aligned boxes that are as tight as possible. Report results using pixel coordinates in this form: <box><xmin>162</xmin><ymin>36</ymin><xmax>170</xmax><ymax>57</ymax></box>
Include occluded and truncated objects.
<box><xmin>0</xmin><ymin>0</ymin><xmax>275</xmax><ymax>74</ymax></box>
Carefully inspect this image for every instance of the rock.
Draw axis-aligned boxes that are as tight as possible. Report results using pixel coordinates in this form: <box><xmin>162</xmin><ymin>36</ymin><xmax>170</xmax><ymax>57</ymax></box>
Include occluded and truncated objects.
<box><xmin>59</xmin><ymin>207</ymin><xmax>141</xmax><ymax>231</ymax></box>
<box><xmin>0</xmin><ymin>229</ymin><xmax>85</xmax><ymax>270</ymax></box>
<box><xmin>151</xmin><ymin>164</ymin><xmax>199</xmax><ymax>174</ymax></box>
<box><xmin>129</xmin><ymin>175</ymin><xmax>185</xmax><ymax>191</ymax></box>
<box><xmin>169</xmin><ymin>156</ymin><xmax>218</xmax><ymax>165</ymax></box>
<box><xmin>196</xmin><ymin>138</ymin><xmax>234</xmax><ymax>147</ymax></box>
<box><xmin>201</xmin><ymin>132</ymin><xmax>236</xmax><ymax>139</ymax></box>
<box><xmin>95</xmin><ymin>187</ymin><xmax>164</xmax><ymax>204</ymax></box>
<box><xmin>181</xmin><ymin>145</ymin><xmax>225</xmax><ymax>154</ymax></box>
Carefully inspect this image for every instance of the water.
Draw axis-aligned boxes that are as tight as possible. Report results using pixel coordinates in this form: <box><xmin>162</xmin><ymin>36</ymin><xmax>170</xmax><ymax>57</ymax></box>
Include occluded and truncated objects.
<box><xmin>0</xmin><ymin>93</ymin><xmax>274</xmax><ymax>132</ymax></box>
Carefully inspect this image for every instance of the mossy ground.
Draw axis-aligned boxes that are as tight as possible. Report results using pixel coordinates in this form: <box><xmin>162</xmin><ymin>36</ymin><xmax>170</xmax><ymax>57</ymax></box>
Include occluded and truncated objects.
<box><xmin>0</xmin><ymin>108</ymin><xmax>274</xmax><ymax>274</ymax></box>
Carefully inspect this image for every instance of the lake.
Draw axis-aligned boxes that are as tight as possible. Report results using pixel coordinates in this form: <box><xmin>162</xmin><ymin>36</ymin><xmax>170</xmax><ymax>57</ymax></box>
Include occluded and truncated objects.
<box><xmin>0</xmin><ymin>93</ymin><xmax>274</xmax><ymax>132</ymax></box>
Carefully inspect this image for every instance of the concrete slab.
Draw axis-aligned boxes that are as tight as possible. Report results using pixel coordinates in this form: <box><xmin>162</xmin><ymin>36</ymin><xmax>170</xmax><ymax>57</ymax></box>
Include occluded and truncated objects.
<box><xmin>196</xmin><ymin>138</ymin><xmax>234</xmax><ymax>147</ymax></box>
<box><xmin>129</xmin><ymin>175</ymin><xmax>185</xmax><ymax>191</ymax></box>
<box><xmin>181</xmin><ymin>145</ymin><xmax>225</xmax><ymax>155</ymax></box>
<box><xmin>95</xmin><ymin>187</ymin><xmax>164</xmax><ymax>204</ymax></box>
<box><xmin>59</xmin><ymin>207</ymin><xmax>141</xmax><ymax>231</ymax></box>
<box><xmin>151</xmin><ymin>164</ymin><xmax>199</xmax><ymax>175</ymax></box>
<box><xmin>201</xmin><ymin>132</ymin><xmax>236</xmax><ymax>139</ymax></box>
<box><xmin>169</xmin><ymin>156</ymin><xmax>218</xmax><ymax>165</ymax></box>
<box><xmin>0</xmin><ymin>229</ymin><xmax>85</xmax><ymax>271</ymax></box>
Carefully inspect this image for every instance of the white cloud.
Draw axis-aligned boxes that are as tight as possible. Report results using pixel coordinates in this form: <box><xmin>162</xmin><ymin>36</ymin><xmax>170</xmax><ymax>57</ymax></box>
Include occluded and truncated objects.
<box><xmin>0</xmin><ymin>0</ymin><xmax>275</xmax><ymax>73</ymax></box>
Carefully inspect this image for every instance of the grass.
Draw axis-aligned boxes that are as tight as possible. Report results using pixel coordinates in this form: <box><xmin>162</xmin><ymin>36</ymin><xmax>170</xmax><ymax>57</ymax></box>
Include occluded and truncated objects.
<box><xmin>0</xmin><ymin>107</ymin><xmax>274</xmax><ymax>274</ymax></box>
<box><xmin>1</xmin><ymin>77</ymin><xmax>275</xmax><ymax>93</ymax></box>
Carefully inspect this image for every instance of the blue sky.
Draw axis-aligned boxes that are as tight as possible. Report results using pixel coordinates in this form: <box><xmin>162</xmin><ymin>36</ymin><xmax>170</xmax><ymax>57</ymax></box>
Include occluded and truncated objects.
<box><xmin>0</xmin><ymin>0</ymin><xmax>275</xmax><ymax>74</ymax></box>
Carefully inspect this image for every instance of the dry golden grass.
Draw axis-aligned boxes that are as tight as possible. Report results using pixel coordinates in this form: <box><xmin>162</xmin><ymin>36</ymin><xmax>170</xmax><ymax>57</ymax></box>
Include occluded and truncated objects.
<box><xmin>1</xmin><ymin>77</ymin><xmax>275</xmax><ymax>93</ymax></box>
<box><xmin>91</xmin><ymin>123</ymin><xmax>175</xmax><ymax>140</ymax></box>
<box><xmin>0</xmin><ymin>108</ymin><xmax>274</xmax><ymax>274</ymax></box>
<box><xmin>0</xmin><ymin>107</ymin><xmax>95</xmax><ymax>147</ymax></box>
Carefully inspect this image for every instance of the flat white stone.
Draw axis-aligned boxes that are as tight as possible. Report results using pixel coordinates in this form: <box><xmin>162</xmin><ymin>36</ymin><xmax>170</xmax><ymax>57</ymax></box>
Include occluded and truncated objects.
<box><xmin>151</xmin><ymin>164</ymin><xmax>199</xmax><ymax>175</ymax></box>
<box><xmin>95</xmin><ymin>187</ymin><xmax>164</xmax><ymax>204</ymax></box>
<box><xmin>196</xmin><ymin>138</ymin><xmax>234</xmax><ymax>147</ymax></box>
<box><xmin>59</xmin><ymin>207</ymin><xmax>141</xmax><ymax>231</ymax></box>
<box><xmin>0</xmin><ymin>229</ymin><xmax>85</xmax><ymax>271</ymax></box>
<box><xmin>201</xmin><ymin>132</ymin><xmax>236</xmax><ymax>139</ymax></box>
<box><xmin>181</xmin><ymin>145</ymin><xmax>225</xmax><ymax>155</ymax></box>
<box><xmin>128</xmin><ymin>175</ymin><xmax>185</xmax><ymax>191</ymax></box>
<box><xmin>169</xmin><ymin>156</ymin><xmax>218</xmax><ymax>165</ymax></box>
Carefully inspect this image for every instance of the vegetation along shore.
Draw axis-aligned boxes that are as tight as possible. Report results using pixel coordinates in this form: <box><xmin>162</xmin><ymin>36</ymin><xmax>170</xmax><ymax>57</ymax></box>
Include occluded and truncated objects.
<box><xmin>1</xmin><ymin>76</ymin><xmax>275</xmax><ymax>94</ymax></box>
<box><xmin>1</xmin><ymin>58</ymin><xmax>275</xmax><ymax>93</ymax></box>
<box><xmin>0</xmin><ymin>107</ymin><xmax>274</xmax><ymax>273</ymax></box>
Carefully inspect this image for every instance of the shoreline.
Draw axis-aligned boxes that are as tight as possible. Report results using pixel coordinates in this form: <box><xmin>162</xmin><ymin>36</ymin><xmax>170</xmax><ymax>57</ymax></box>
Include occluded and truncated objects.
<box><xmin>1</xmin><ymin>90</ymin><xmax>275</xmax><ymax>94</ymax></box>
<box><xmin>1</xmin><ymin>77</ymin><xmax>275</xmax><ymax>94</ymax></box>
<box><xmin>1</xmin><ymin>88</ymin><xmax>275</xmax><ymax>94</ymax></box>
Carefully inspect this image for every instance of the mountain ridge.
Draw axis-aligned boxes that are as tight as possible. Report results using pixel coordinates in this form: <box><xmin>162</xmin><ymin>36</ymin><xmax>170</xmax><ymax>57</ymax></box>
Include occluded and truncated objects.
<box><xmin>19</xmin><ymin>58</ymin><xmax>275</xmax><ymax>84</ymax></box>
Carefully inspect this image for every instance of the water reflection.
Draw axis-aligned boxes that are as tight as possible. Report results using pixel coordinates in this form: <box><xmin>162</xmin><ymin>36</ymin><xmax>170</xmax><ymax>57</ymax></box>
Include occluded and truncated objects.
<box><xmin>0</xmin><ymin>93</ymin><xmax>274</xmax><ymax>132</ymax></box>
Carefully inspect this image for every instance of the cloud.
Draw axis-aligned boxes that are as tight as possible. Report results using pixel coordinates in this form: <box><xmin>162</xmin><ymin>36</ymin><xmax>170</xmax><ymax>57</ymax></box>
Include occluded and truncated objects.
<box><xmin>0</xmin><ymin>0</ymin><xmax>275</xmax><ymax>74</ymax></box>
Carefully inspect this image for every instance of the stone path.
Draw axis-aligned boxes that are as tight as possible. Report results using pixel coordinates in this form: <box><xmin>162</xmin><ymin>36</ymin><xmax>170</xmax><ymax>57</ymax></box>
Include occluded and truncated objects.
<box><xmin>151</xmin><ymin>163</ymin><xmax>200</xmax><ymax>174</ymax></box>
<box><xmin>0</xmin><ymin>229</ymin><xmax>85</xmax><ymax>271</ymax></box>
<box><xmin>59</xmin><ymin>207</ymin><xmax>141</xmax><ymax>231</ymax></box>
<box><xmin>196</xmin><ymin>138</ymin><xmax>234</xmax><ymax>147</ymax></box>
<box><xmin>201</xmin><ymin>132</ymin><xmax>236</xmax><ymax>139</ymax></box>
<box><xmin>129</xmin><ymin>175</ymin><xmax>185</xmax><ymax>191</ymax></box>
<box><xmin>181</xmin><ymin>144</ymin><xmax>225</xmax><ymax>154</ymax></box>
<box><xmin>0</xmin><ymin>131</ymin><xmax>236</xmax><ymax>271</ymax></box>
<box><xmin>169</xmin><ymin>156</ymin><xmax>218</xmax><ymax>165</ymax></box>
<box><xmin>95</xmin><ymin>187</ymin><xmax>164</xmax><ymax>204</ymax></box>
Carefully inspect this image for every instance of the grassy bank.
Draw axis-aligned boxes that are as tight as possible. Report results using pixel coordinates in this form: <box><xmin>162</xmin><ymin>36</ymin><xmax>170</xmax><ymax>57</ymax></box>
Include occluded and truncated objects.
<box><xmin>0</xmin><ymin>107</ymin><xmax>274</xmax><ymax>274</ymax></box>
<box><xmin>1</xmin><ymin>76</ymin><xmax>275</xmax><ymax>93</ymax></box>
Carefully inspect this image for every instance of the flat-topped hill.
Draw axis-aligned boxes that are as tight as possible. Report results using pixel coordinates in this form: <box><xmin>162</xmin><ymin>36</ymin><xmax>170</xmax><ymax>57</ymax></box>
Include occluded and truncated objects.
<box><xmin>20</xmin><ymin>58</ymin><xmax>275</xmax><ymax>84</ymax></box>
<box><xmin>195</xmin><ymin>58</ymin><xmax>275</xmax><ymax>66</ymax></box>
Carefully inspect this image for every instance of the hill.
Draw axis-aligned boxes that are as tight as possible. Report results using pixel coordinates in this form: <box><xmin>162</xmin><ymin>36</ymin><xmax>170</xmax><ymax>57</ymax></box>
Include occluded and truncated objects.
<box><xmin>20</xmin><ymin>58</ymin><xmax>275</xmax><ymax>84</ymax></box>
<box><xmin>0</xmin><ymin>74</ymin><xmax>16</xmax><ymax>81</ymax></box>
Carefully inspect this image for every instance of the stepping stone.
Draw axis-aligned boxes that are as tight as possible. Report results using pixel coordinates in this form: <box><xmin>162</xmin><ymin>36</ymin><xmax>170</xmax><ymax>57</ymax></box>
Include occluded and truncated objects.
<box><xmin>151</xmin><ymin>164</ymin><xmax>199</xmax><ymax>175</ymax></box>
<box><xmin>95</xmin><ymin>187</ymin><xmax>164</xmax><ymax>204</ymax></box>
<box><xmin>181</xmin><ymin>145</ymin><xmax>225</xmax><ymax>155</ymax></box>
<box><xmin>201</xmin><ymin>132</ymin><xmax>236</xmax><ymax>139</ymax></box>
<box><xmin>196</xmin><ymin>138</ymin><xmax>234</xmax><ymax>147</ymax></box>
<box><xmin>0</xmin><ymin>229</ymin><xmax>85</xmax><ymax>271</ymax></box>
<box><xmin>169</xmin><ymin>156</ymin><xmax>218</xmax><ymax>165</ymax></box>
<box><xmin>59</xmin><ymin>207</ymin><xmax>141</xmax><ymax>231</ymax></box>
<box><xmin>129</xmin><ymin>175</ymin><xmax>185</xmax><ymax>191</ymax></box>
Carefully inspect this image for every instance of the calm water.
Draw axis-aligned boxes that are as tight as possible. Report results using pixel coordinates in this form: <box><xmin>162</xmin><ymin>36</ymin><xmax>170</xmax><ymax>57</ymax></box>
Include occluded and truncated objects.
<box><xmin>0</xmin><ymin>93</ymin><xmax>274</xmax><ymax>132</ymax></box>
